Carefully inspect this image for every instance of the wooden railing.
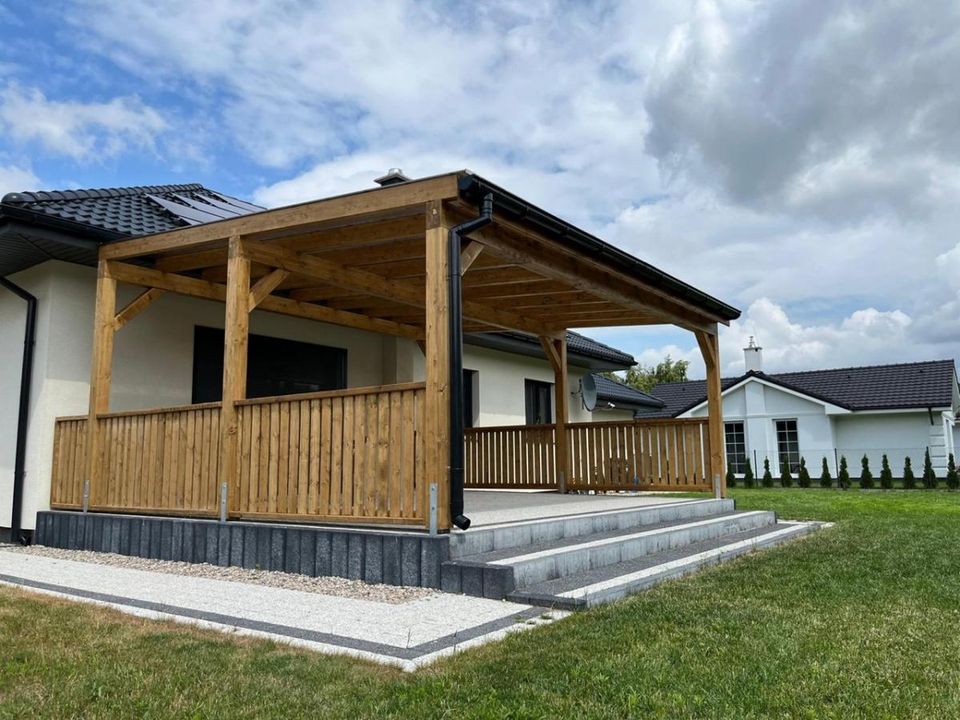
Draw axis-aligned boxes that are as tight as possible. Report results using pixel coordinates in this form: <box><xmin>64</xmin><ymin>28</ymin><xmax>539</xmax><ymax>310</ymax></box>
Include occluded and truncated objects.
<box><xmin>50</xmin><ymin>383</ymin><xmax>427</xmax><ymax>526</ymax></box>
<box><xmin>464</xmin><ymin>424</ymin><xmax>557</xmax><ymax>489</ymax></box>
<box><xmin>51</xmin><ymin>404</ymin><xmax>223</xmax><ymax>517</ymax></box>
<box><xmin>465</xmin><ymin>418</ymin><xmax>713</xmax><ymax>492</ymax></box>
<box><xmin>234</xmin><ymin>383</ymin><xmax>426</xmax><ymax>524</ymax></box>
<box><xmin>568</xmin><ymin>418</ymin><xmax>711</xmax><ymax>491</ymax></box>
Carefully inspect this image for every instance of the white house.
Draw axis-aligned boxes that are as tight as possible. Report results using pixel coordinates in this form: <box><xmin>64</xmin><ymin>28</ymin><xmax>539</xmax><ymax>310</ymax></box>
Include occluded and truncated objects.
<box><xmin>0</xmin><ymin>182</ymin><xmax>657</xmax><ymax>542</ymax></box>
<box><xmin>640</xmin><ymin>339</ymin><xmax>960</xmax><ymax>477</ymax></box>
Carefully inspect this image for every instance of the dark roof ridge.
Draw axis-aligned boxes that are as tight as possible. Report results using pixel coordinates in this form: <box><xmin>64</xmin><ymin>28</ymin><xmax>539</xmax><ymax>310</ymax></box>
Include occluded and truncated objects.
<box><xmin>2</xmin><ymin>183</ymin><xmax>207</xmax><ymax>204</ymax></box>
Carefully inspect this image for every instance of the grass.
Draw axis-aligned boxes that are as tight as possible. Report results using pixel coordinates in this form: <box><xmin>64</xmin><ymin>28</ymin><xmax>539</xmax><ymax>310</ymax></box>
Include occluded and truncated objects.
<box><xmin>4</xmin><ymin>490</ymin><xmax>960</xmax><ymax>718</ymax></box>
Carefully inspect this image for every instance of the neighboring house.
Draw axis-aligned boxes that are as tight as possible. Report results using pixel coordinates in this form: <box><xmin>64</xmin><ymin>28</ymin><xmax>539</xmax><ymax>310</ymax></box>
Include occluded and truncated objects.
<box><xmin>640</xmin><ymin>339</ymin><xmax>960</xmax><ymax>475</ymax></box>
<box><xmin>0</xmin><ymin>182</ymin><xmax>653</xmax><ymax>538</ymax></box>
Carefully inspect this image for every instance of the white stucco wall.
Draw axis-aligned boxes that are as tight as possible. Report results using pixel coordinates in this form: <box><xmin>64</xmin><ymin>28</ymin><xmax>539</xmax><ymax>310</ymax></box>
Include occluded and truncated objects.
<box><xmin>833</xmin><ymin>411</ymin><xmax>941</xmax><ymax>473</ymax></box>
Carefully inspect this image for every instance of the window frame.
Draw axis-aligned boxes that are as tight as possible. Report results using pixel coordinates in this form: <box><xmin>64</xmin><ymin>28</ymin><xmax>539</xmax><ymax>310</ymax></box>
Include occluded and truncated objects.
<box><xmin>724</xmin><ymin>421</ymin><xmax>747</xmax><ymax>475</ymax></box>
<box><xmin>774</xmin><ymin>418</ymin><xmax>801</xmax><ymax>473</ymax></box>
<box><xmin>524</xmin><ymin>379</ymin><xmax>553</xmax><ymax>425</ymax></box>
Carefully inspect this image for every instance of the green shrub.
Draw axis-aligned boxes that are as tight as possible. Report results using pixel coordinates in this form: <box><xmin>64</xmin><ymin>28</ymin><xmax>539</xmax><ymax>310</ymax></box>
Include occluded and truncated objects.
<box><xmin>879</xmin><ymin>454</ymin><xmax>893</xmax><ymax>490</ymax></box>
<box><xmin>838</xmin><ymin>455</ymin><xmax>850</xmax><ymax>489</ymax></box>
<box><xmin>859</xmin><ymin>455</ymin><xmax>874</xmax><ymax>489</ymax></box>
<box><xmin>743</xmin><ymin>457</ymin><xmax>756</xmax><ymax>488</ymax></box>
<box><xmin>797</xmin><ymin>457</ymin><xmax>811</xmax><ymax>488</ymax></box>
<box><xmin>923</xmin><ymin>448</ymin><xmax>938</xmax><ymax>489</ymax></box>
<box><xmin>947</xmin><ymin>454</ymin><xmax>959</xmax><ymax>491</ymax></box>
<box><xmin>819</xmin><ymin>457</ymin><xmax>832</xmax><ymax>488</ymax></box>
<box><xmin>726</xmin><ymin>460</ymin><xmax>736</xmax><ymax>489</ymax></box>
<box><xmin>903</xmin><ymin>457</ymin><xmax>916</xmax><ymax>489</ymax></box>
<box><xmin>780</xmin><ymin>459</ymin><xmax>793</xmax><ymax>487</ymax></box>
<box><xmin>761</xmin><ymin>458</ymin><xmax>774</xmax><ymax>487</ymax></box>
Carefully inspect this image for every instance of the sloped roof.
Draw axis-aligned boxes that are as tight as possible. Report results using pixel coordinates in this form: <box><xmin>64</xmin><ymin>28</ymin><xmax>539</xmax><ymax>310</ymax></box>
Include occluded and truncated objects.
<box><xmin>640</xmin><ymin>359</ymin><xmax>959</xmax><ymax>418</ymax></box>
<box><xmin>592</xmin><ymin>373</ymin><xmax>664</xmax><ymax>409</ymax></box>
<box><xmin>480</xmin><ymin>329</ymin><xmax>634</xmax><ymax>369</ymax></box>
<box><xmin>0</xmin><ymin>183</ymin><xmax>263</xmax><ymax>277</ymax></box>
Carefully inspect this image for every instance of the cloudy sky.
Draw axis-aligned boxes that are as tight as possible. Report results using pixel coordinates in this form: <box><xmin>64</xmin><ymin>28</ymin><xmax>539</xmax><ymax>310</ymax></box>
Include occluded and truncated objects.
<box><xmin>1</xmin><ymin>0</ymin><xmax>958</xmax><ymax>378</ymax></box>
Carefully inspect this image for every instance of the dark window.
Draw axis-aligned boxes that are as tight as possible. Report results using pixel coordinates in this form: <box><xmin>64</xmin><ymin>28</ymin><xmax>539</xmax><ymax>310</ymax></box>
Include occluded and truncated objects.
<box><xmin>724</xmin><ymin>422</ymin><xmax>747</xmax><ymax>474</ymax></box>
<box><xmin>192</xmin><ymin>326</ymin><xmax>347</xmax><ymax>403</ymax></box>
<box><xmin>775</xmin><ymin>419</ymin><xmax>800</xmax><ymax>472</ymax></box>
<box><xmin>525</xmin><ymin>379</ymin><xmax>553</xmax><ymax>425</ymax></box>
<box><xmin>463</xmin><ymin>369</ymin><xmax>477</xmax><ymax>429</ymax></box>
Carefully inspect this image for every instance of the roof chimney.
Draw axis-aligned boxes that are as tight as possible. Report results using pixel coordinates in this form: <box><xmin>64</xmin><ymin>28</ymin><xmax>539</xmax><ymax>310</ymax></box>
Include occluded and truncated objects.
<box><xmin>374</xmin><ymin>168</ymin><xmax>411</xmax><ymax>187</ymax></box>
<box><xmin>744</xmin><ymin>336</ymin><xmax>763</xmax><ymax>373</ymax></box>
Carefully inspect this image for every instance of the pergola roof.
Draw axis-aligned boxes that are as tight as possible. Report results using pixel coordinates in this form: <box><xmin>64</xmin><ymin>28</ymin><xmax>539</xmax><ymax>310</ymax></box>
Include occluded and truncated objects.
<box><xmin>97</xmin><ymin>170</ymin><xmax>740</xmax><ymax>340</ymax></box>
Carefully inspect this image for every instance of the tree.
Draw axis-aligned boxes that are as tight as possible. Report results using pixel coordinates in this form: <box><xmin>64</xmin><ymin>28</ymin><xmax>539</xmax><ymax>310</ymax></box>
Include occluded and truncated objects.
<box><xmin>838</xmin><ymin>455</ymin><xmax>850</xmax><ymax>490</ymax></box>
<box><xmin>859</xmin><ymin>455</ymin><xmax>874</xmax><ymax>490</ymax></box>
<box><xmin>879</xmin><ymin>454</ymin><xmax>894</xmax><ymax>490</ymax></box>
<box><xmin>797</xmin><ymin>457</ymin><xmax>811</xmax><ymax>488</ymax></box>
<box><xmin>946</xmin><ymin>454</ymin><xmax>959</xmax><ymax>491</ymax></box>
<box><xmin>726</xmin><ymin>460</ymin><xmax>736</xmax><ymax>489</ymax></box>
<box><xmin>780</xmin><ymin>458</ymin><xmax>793</xmax><ymax>487</ymax></box>
<box><xmin>743</xmin><ymin>457</ymin><xmax>756</xmax><ymax>488</ymax></box>
<box><xmin>903</xmin><ymin>456</ymin><xmax>916</xmax><ymax>489</ymax></box>
<box><xmin>922</xmin><ymin>448</ymin><xmax>938</xmax><ymax>489</ymax></box>
<box><xmin>762</xmin><ymin>458</ymin><xmax>774</xmax><ymax>488</ymax></box>
<box><xmin>620</xmin><ymin>355</ymin><xmax>690</xmax><ymax>393</ymax></box>
<box><xmin>819</xmin><ymin>457</ymin><xmax>832</xmax><ymax>488</ymax></box>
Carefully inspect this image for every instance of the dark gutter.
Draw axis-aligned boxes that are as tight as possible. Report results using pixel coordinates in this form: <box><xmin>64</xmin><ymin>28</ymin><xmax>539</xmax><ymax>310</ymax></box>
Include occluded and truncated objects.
<box><xmin>448</xmin><ymin>193</ymin><xmax>494</xmax><ymax>531</ymax></box>
<box><xmin>0</xmin><ymin>277</ymin><xmax>37</xmax><ymax>545</ymax></box>
<box><xmin>0</xmin><ymin>202</ymin><xmax>127</xmax><ymax>244</ymax></box>
<box><xmin>456</xmin><ymin>172</ymin><xmax>741</xmax><ymax>323</ymax></box>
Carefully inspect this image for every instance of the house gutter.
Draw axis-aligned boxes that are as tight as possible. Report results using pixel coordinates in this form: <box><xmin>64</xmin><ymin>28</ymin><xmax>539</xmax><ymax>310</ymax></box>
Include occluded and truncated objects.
<box><xmin>0</xmin><ymin>277</ymin><xmax>37</xmax><ymax>545</ymax></box>
<box><xmin>447</xmin><ymin>193</ymin><xmax>493</xmax><ymax>531</ymax></box>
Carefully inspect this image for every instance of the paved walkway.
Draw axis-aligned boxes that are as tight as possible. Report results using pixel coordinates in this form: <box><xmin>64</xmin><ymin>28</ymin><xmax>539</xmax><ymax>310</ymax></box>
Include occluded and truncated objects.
<box><xmin>0</xmin><ymin>549</ymin><xmax>565</xmax><ymax>671</ymax></box>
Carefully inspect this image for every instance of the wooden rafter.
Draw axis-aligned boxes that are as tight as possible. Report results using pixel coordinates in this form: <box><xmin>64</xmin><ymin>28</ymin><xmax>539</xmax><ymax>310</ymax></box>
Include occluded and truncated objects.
<box><xmin>248</xmin><ymin>269</ymin><xmax>290</xmax><ymax>311</ymax></box>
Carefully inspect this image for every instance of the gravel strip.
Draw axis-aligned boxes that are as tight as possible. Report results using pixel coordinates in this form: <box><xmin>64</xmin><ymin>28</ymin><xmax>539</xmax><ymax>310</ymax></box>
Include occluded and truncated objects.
<box><xmin>0</xmin><ymin>545</ymin><xmax>436</xmax><ymax>604</ymax></box>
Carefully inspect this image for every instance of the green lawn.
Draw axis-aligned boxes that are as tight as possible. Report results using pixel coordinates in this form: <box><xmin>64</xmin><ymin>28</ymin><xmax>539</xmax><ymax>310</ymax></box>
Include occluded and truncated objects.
<box><xmin>3</xmin><ymin>490</ymin><xmax>960</xmax><ymax>719</ymax></box>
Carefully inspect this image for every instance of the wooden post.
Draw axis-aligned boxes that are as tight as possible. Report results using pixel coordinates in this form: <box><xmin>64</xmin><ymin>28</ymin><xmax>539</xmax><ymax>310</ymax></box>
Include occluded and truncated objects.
<box><xmin>540</xmin><ymin>334</ymin><xmax>569</xmax><ymax>493</ymax></box>
<box><xmin>424</xmin><ymin>200</ymin><xmax>452</xmax><ymax>529</ymax></box>
<box><xmin>85</xmin><ymin>261</ymin><xmax>118</xmax><ymax>507</ymax></box>
<box><xmin>695</xmin><ymin>327</ymin><xmax>726</xmax><ymax>497</ymax></box>
<box><xmin>220</xmin><ymin>233</ymin><xmax>250</xmax><ymax>515</ymax></box>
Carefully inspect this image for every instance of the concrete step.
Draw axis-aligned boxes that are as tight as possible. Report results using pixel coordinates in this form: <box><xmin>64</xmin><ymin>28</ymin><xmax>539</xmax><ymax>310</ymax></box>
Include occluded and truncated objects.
<box><xmin>441</xmin><ymin>509</ymin><xmax>777</xmax><ymax>599</ymax></box>
<box><xmin>449</xmin><ymin>498</ymin><xmax>735</xmax><ymax>559</ymax></box>
<box><xmin>506</xmin><ymin>521</ymin><xmax>820</xmax><ymax>609</ymax></box>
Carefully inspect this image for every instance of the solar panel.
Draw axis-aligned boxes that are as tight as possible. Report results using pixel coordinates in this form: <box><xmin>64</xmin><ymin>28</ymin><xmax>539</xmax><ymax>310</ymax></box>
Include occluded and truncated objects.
<box><xmin>147</xmin><ymin>194</ymin><xmax>223</xmax><ymax>225</ymax></box>
<box><xmin>172</xmin><ymin>193</ymin><xmax>238</xmax><ymax>220</ymax></box>
<box><xmin>207</xmin><ymin>191</ymin><xmax>264</xmax><ymax>214</ymax></box>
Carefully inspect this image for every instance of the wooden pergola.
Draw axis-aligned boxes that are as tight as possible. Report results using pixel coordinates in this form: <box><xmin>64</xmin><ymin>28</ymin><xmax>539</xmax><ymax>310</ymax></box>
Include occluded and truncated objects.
<box><xmin>70</xmin><ymin>171</ymin><xmax>739</xmax><ymax>530</ymax></box>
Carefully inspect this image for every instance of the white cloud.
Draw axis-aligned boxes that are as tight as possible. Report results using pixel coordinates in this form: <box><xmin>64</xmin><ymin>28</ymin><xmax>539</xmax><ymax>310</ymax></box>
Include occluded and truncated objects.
<box><xmin>0</xmin><ymin>84</ymin><xmax>166</xmax><ymax>160</ymax></box>
<box><xmin>0</xmin><ymin>164</ymin><xmax>40</xmax><ymax>196</ymax></box>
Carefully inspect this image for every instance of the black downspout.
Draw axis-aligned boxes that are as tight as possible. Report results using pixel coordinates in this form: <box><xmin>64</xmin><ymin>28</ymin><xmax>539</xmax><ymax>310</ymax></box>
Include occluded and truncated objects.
<box><xmin>0</xmin><ymin>277</ymin><xmax>37</xmax><ymax>545</ymax></box>
<box><xmin>448</xmin><ymin>194</ymin><xmax>493</xmax><ymax>531</ymax></box>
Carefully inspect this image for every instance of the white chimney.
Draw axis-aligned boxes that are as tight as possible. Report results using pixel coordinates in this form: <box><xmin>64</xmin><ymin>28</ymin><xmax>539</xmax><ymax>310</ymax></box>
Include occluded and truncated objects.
<box><xmin>744</xmin><ymin>336</ymin><xmax>763</xmax><ymax>373</ymax></box>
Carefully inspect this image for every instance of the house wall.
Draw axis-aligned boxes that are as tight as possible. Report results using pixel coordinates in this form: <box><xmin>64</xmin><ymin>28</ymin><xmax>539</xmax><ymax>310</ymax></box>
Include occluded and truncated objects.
<box><xmin>5</xmin><ymin>260</ymin><xmax>618</xmax><ymax>531</ymax></box>
<box><xmin>832</xmin><ymin>411</ymin><xmax>943</xmax><ymax>473</ymax></box>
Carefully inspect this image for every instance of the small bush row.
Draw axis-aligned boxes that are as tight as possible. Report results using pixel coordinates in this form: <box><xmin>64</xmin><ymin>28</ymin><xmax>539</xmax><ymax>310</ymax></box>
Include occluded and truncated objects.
<box><xmin>726</xmin><ymin>452</ymin><xmax>960</xmax><ymax>490</ymax></box>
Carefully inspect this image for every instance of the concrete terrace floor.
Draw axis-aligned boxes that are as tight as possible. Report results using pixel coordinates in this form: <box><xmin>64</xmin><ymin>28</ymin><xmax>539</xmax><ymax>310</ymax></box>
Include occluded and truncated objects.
<box><xmin>463</xmin><ymin>489</ymin><xmax>702</xmax><ymax>526</ymax></box>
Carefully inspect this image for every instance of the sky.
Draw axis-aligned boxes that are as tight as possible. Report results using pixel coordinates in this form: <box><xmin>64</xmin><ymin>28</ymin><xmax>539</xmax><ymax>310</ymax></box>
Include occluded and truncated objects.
<box><xmin>1</xmin><ymin>0</ymin><xmax>959</xmax><ymax>379</ymax></box>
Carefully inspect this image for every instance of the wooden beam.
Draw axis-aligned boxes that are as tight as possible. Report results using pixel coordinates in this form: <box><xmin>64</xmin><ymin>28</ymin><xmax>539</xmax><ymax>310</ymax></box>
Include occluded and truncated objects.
<box><xmin>99</xmin><ymin>174</ymin><xmax>461</xmax><ymax>261</ymax></box>
<box><xmin>248</xmin><ymin>268</ymin><xmax>290</xmax><ymax>311</ymax></box>
<box><xmin>106</xmin><ymin>261</ymin><xmax>422</xmax><ymax>339</ymax></box>
<box><xmin>540</xmin><ymin>334</ymin><xmax>569</xmax><ymax>493</ymax></box>
<box><xmin>424</xmin><ymin>200</ymin><xmax>451</xmax><ymax>530</ymax></box>
<box><xmin>460</xmin><ymin>240</ymin><xmax>484</xmax><ymax>274</ymax></box>
<box><xmin>241</xmin><ymin>237</ymin><xmax>548</xmax><ymax>335</ymax></box>
<box><xmin>695</xmin><ymin>327</ymin><xmax>725</xmax><ymax>497</ymax></box>
<box><xmin>221</xmin><ymin>234</ymin><xmax>250</xmax><ymax>514</ymax></box>
<box><xmin>113</xmin><ymin>288</ymin><xmax>166</xmax><ymax>329</ymax></box>
<box><xmin>86</xmin><ymin>261</ymin><xmax>117</xmax><ymax>508</ymax></box>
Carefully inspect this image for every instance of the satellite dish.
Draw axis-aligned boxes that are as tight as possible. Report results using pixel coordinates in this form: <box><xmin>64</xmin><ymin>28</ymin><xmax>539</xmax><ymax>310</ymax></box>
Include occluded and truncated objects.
<box><xmin>580</xmin><ymin>374</ymin><xmax>598</xmax><ymax>412</ymax></box>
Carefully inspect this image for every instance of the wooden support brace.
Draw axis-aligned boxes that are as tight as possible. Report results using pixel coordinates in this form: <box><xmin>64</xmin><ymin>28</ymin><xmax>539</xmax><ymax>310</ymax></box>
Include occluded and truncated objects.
<box><xmin>460</xmin><ymin>240</ymin><xmax>484</xmax><ymax>274</ymax></box>
<box><xmin>114</xmin><ymin>288</ymin><xmax>166</xmax><ymax>329</ymax></box>
<box><xmin>248</xmin><ymin>268</ymin><xmax>290</xmax><ymax>311</ymax></box>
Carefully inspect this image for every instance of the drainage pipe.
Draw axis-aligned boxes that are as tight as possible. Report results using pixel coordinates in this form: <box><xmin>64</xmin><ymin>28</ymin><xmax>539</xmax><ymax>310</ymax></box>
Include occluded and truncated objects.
<box><xmin>0</xmin><ymin>277</ymin><xmax>37</xmax><ymax>545</ymax></box>
<box><xmin>447</xmin><ymin>194</ymin><xmax>493</xmax><ymax>531</ymax></box>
